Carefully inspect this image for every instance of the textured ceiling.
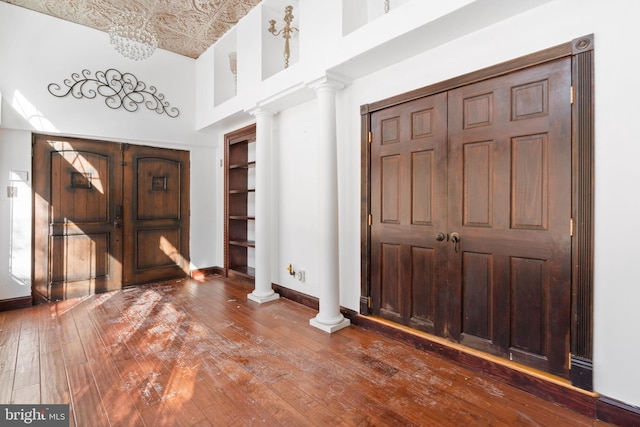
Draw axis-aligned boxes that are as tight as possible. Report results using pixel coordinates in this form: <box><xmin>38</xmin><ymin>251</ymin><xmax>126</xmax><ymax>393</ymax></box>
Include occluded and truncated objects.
<box><xmin>1</xmin><ymin>0</ymin><xmax>261</xmax><ymax>59</ymax></box>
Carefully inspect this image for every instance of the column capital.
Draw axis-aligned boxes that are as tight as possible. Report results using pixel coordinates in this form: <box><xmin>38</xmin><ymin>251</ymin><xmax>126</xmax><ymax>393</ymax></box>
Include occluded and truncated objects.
<box><xmin>307</xmin><ymin>71</ymin><xmax>352</xmax><ymax>93</ymax></box>
<box><xmin>245</xmin><ymin>105</ymin><xmax>277</xmax><ymax>118</ymax></box>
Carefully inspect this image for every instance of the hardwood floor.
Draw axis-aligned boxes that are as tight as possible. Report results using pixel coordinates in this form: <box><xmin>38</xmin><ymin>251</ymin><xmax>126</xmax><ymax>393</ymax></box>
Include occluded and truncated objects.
<box><xmin>0</xmin><ymin>276</ymin><xmax>614</xmax><ymax>426</ymax></box>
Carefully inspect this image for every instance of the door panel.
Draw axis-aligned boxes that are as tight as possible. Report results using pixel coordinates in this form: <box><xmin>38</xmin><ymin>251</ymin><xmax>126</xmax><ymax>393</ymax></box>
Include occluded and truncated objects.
<box><xmin>380</xmin><ymin>243</ymin><xmax>401</xmax><ymax>321</ymax></box>
<box><xmin>136</xmin><ymin>158</ymin><xmax>182</xmax><ymax>219</ymax></box>
<box><xmin>381</xmin><ymin>155</ymin><xmax>400</xmax><ymax>223</ymax></box>
<box><xmin>33</xmin><ymin>136</ymin><xmax>123</xmax><ymax>301</ymax></box>
<box><xmin>123</xmin><ymin>145</ymin><xmax>190</xmax><ymax>285</ymax></box>
<box><xmin>461</xmin><ymin>252</ymin><xmax>492</xmax><ymax>340</ymax></box>
<box><xmin>371</xmin><ymin>93</ymin><xmax>449</xmax><ymax>335</ymax></box>
<box><xmin>448</xmin><ymin>58</ymin><xmax>572</xmax><ymax>375</ymax></box>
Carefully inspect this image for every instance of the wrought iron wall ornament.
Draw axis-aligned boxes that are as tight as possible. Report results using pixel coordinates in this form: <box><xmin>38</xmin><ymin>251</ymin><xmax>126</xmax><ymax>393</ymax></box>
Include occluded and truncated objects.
<box><xmin>47</xmin><ymin>69</ymin><xmax>180</xmax><ymax>118</ymax></box>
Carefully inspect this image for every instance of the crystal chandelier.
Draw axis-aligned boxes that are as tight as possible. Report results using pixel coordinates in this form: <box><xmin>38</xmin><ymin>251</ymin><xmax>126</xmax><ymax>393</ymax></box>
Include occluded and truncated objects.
<box><xmin>108</xmin><ymin>11</ymin><xmax>157</xmax><ymax>61</ymax></box>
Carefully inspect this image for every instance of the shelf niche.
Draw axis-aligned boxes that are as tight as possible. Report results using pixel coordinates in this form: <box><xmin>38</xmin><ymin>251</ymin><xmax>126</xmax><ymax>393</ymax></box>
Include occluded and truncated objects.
<box><xmin>224</xmin><ymin>124</ymin><xmax>257</xmax><ymax>282</ymax></box>
<box><xmin>342</xmin><ymin>0</ymin><xmax>411</xmax><ymax>35</ymax></box>
<box><xmin>214</xmin><ymin>29</ymin><xmax>238</xmax><ymax>106</ymax></box>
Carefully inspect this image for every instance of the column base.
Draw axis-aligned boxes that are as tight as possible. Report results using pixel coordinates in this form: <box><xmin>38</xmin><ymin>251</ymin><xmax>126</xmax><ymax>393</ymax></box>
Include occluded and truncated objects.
<box><xmin>310</xmin><ymin>316</ymin><xmax>351</xmax><ymax>333</ymax></box>
<box><xmin>247</xmin><ymin>291</ymin><xmax>280</xmax><ymax>304</ymax></box>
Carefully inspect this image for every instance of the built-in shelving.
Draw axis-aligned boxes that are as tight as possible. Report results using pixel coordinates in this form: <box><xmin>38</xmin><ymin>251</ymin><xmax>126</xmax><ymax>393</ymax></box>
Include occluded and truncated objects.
<box><xmin>224</xmin><ymin>124</ymin><xmax>257</xmax><ymax>282</ymax></box>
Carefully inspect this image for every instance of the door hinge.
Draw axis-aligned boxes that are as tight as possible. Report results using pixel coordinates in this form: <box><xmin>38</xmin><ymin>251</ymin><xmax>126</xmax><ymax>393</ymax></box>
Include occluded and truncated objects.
<box><xmin>368</xmin><ymin>214</ymin><xmax>372</xmax><ymax>226</ymax></box>
<box><xmin>368</xmin><ymin>132</ymin><xmax>372</xmax><ymax>143</ymax></box>
<box><xmin>570</xmin><ymin>86</ymin><xmax>574</xmax><ymax>104</ymax></box>
<box><xmin>570</xmin><ymin>217</ymin><xmax>574</xmax><ymax>236</ymax></box>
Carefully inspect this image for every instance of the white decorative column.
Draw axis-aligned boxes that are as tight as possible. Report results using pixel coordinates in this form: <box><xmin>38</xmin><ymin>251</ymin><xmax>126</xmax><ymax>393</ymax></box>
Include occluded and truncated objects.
<box><xmin>248</xmin><ymin>108</ymin><xmax>279</xmax><ymax>304</ymax></box>
<box><xmin>309</xmin><ymin>76</ymin><xmax>350</xmax><ymax>333</ymax></box>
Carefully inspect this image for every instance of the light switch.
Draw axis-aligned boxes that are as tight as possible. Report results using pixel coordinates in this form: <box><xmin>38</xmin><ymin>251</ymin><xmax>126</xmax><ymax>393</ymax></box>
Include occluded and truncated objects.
<box><xmin>7</xmin><ymin>186</ymin><xmax>17</xmax><ymax>198</ymax></box>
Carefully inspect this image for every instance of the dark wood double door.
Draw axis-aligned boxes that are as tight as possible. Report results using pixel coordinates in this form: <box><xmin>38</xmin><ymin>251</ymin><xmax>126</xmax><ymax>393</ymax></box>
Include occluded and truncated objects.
<box><xmin>370</xmin><ymin>59</ymin><xmax>571</xmax><ymax>376</ymax></box>
<box><xmin>33</xmin><ymin>135</ymin><xmax>190</xmax><ymax>301</ymax></box>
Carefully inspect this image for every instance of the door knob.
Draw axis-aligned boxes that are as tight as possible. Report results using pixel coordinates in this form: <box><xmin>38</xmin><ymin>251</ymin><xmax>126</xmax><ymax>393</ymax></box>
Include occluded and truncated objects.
<box><xmin>435</xmin><ymin>232</ymin><xmax>446</xmax><ymax>241</ymax></box>
<box><xmin>450</xmin><ymin>232</ymin><xmax>460</xmax><ymax>253</ymax></box>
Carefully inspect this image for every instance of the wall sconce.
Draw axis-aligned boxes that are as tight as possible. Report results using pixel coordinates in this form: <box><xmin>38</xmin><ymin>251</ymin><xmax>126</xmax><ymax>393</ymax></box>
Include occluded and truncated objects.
<box><xmin>268</xmin><ymin>5</ymin><xmax>299</xmax><ymax>69</ymax></box>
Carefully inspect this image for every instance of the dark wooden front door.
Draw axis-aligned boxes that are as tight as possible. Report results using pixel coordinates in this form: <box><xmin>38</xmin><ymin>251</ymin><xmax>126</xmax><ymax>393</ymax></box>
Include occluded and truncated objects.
<box><xmin>122</xmin><ymin>144</ymin><xmax>190</xmax><ymax>286</ymax></box>
<box><xmin>370</xmin><ymin>58</ymin><xmax>572</xmax><ymax>376</ymax></box>
<box><xmin>33</xmin><ymin>136</ymin><xmax>123</xmax><ymax>300</ymax></box>
<box><xmin>33</xmin><ymin>135</ymin><xmax>190</xmax><ymax>301</ymax></box>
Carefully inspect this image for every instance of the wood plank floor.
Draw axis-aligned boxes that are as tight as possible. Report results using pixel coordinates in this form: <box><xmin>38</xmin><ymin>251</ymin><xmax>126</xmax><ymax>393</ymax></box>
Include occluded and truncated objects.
<box><xmin>0</xmin><ymin>275</ymin><xmax>614</xmax><ymax>426</ymax></box>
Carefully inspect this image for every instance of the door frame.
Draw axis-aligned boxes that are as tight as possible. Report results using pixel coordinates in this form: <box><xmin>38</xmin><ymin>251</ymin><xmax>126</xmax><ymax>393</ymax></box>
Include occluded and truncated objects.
<box><xmin>360</xmin><ymin>35</ymin><xmax>595</xmax><ymax>390</ymax></box>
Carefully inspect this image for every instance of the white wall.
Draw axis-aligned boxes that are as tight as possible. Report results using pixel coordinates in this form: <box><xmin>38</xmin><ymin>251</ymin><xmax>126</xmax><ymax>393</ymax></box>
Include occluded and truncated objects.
<box><xmin>0</xmin><ymin>3</ymin><xmax>217</xmax><ymax>300</ymax></box>
<box><xmin>336</xmin><ymin>0</ymin><xmax>640</xmax><ymax>407</ymax></box>
<box><xmin>350</xmin><ymin>0</ymin><xmax>640</xmax><ymax>408</ymax></box>
<box><xmin>0</xmin><ymin>129</ymin><xmax>32</xmax><ymax>300</ymax></box>
<box><xmin>200</xmin><ymin>0</ymin><xmax>640</xmax><ymax>409</ymax></box>
<box><xmin>273</xmin><ymin>101</ymin><xmax>320</xmax><ymax>294</ymax></box>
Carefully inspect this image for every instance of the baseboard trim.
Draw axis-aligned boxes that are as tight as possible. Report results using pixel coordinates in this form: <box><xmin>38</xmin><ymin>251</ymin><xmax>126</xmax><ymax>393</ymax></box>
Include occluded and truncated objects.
<box><xmin>0</xmin><ymin>295</ymin><xmax>33</xmax><ymax>312</ymax></box>
<box><xmin>597</xmin><ymin>396</ymin><xmax>640</xmax><ymax>427</ymax></box>
<box><xmin>272</xmin><ymin>284</ymin><xmax>318</xmax><ymax>310</ymax></box>
<box><xmin>271</xmin><ymin>283</ymin><xmax>359</xmax><ymax>323</ymax></box>
<box><xmin>190</xmin><ymin>266</ymin><xmax>223</xmax><ymax>280</ymax></box>
<box><xmin>571</xmin><ymin>355</ymin><xmax>593</xmax><ymax>391</ymax></box>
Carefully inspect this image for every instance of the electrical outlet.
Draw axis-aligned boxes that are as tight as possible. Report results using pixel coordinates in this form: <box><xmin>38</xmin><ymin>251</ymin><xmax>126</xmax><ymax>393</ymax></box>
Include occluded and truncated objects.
<box><xmin>6</xmin><ymin>186</ymin><xmax>17</xmax><ymax>198</ymax></box>
<box><xmin>296</xmin><ymin>270</ymin><xmax>305</xmax><ymax>282</ymax></box>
